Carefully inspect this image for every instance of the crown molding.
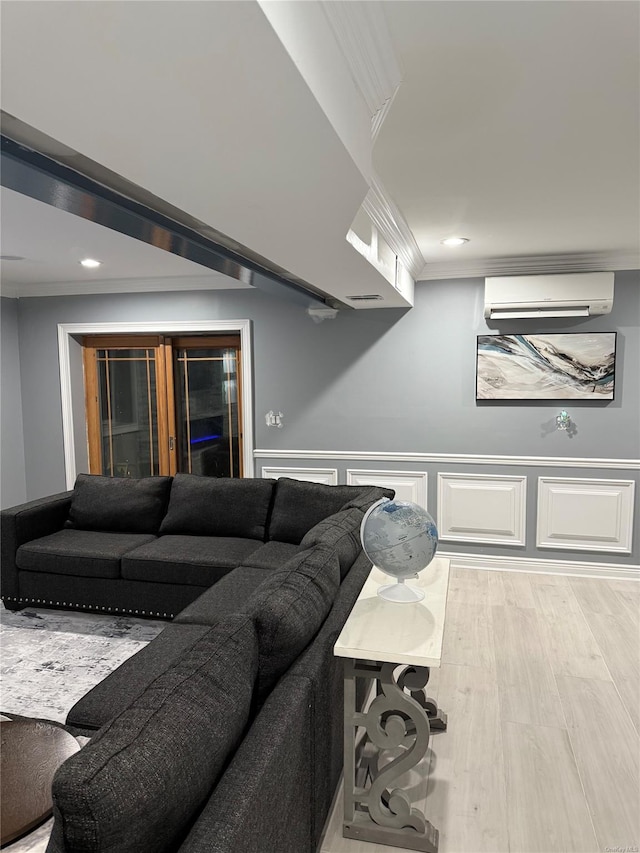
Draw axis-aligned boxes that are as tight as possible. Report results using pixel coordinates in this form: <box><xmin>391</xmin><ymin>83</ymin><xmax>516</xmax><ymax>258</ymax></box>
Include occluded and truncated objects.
<box><xmin>321</xmin><ymin>1</ymin><xmax>401</xmax><ymax>139</ymax></box>
<box><xmin>417</xmin><ymin>251</ymin><xmax>640</xmax><ymax>281</ymax></box>
<box><xmin>317</xmin><ymin>5</ymin><xmax>421</xmax><ymax>278</ymax></box>
<box><xmin>1</xmin><ymin>273</ymin><xmax>252</xmax><ymax>299</ymax></box>
<box><xmin>362</xmin><ymin>173</ymin><xmax>425</xmax><ymax>280</ymax></box>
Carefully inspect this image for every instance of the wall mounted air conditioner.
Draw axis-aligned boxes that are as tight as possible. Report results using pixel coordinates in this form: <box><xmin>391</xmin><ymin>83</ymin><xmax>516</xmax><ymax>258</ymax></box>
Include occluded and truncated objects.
<box><xmin>484</xmin><ymin>272</ymin><xmax>614</xmax><ymax>320</ymax></box>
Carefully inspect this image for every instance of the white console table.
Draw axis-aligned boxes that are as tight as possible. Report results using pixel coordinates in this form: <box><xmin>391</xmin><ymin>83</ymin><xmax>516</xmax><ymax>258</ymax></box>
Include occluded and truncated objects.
<box><xmin>334</xmin><ymin>557</ymin><xmax>451</xmax><ymax>852</ymax></box>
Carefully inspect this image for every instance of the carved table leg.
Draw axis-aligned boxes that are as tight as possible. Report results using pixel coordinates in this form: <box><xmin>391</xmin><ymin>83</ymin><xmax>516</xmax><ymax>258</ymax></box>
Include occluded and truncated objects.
<box><xmin>343</xmin><ymin>659</ymin><xmax>441</xmax><ymax>852</ymax></box>
<box><xmin>398</xmin><ymin>666</ymin><xmax>448</xmax><ymax>732</ymax></box>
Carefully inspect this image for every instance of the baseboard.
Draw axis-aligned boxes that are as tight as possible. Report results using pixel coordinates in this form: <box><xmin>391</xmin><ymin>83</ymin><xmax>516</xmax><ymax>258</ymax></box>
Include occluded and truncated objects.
<box><xmin>439</xmin><ymin>551</ymin><xmax>640</xmax><ymax>581</ymax></box>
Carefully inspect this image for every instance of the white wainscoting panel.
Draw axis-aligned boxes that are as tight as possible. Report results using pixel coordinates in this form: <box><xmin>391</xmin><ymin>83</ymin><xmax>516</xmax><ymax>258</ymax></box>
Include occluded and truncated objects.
<box><xmin>537</xmin><ymin>477</ymin><xmax>636</xmax><ymax>553</ymax></box>
<box><xmin>346</xmin><ymin>469</ymin><xmax>428</xmax><ymax>508</ymax></box>
<box><xmin>438</xmin><ymin>473</ymin><xmax>527</xmax><ymax>546</ymax></box>
<box><xmin>260</xmin><ymin>466</ymin><xmax>338</xmax><ymax>485</ymax></box>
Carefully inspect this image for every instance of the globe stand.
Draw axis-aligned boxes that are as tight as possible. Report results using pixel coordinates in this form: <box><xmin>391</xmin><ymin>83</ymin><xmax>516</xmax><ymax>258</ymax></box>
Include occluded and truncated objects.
<box><xmin>377</xmin><ymin>578</ymin><xmax>425</xmax><ymax>603</ymax></box>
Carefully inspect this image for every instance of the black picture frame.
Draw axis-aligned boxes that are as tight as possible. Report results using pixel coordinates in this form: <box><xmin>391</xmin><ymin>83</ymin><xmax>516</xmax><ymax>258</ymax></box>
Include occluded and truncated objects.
<box><xmin>476</xmin><ymin>332</ymin><xmax>617</xmax><ymax>401</ymax></box>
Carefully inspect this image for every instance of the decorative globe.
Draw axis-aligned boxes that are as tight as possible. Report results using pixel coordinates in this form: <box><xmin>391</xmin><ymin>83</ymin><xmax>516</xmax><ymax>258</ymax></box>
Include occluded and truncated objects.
<box><xmin>361</xmin><ymin>498</ymin><xmax>439</xmax><ymax>602</ymax></box>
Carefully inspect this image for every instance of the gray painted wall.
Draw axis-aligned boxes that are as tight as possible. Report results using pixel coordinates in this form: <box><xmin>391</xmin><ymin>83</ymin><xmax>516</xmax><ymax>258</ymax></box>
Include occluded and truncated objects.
<box><xmin>8</xmin><ymin>271</ymin><xmax>639</xmax><ymax>565</ymax></box>
<box><xmin>14</xmin><ymin>271</ymin><xmax>640</xmax><ymax>494</ymax></box>
<box><xmin>255</xmin><ymin>270</ymin><xmax>639</xmax><ymax>459</ymax></box>
<box><xmin>1</xmin><ymin>297</ymin><xmax>27</xmax><ymax>507</ymax></box>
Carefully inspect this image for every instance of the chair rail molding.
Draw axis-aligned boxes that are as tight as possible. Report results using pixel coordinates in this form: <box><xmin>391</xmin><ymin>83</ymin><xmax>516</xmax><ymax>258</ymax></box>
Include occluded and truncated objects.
<box><xmin>253</xmin><ymin>448</ymin><xmax>640</xmax><ymax>471</ymax></box>
<box><xmin>58</xmin><ymin>320</ymin><xmax>254</xmax><ymax>489</ymax></box>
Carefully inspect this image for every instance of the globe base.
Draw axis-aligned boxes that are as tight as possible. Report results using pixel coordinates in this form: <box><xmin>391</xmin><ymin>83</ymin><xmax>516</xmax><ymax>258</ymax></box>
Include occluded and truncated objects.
<box><xmin>377</xmin><ymin>581</ymin><xmax>425</xmax><ymax>603</ymax></box>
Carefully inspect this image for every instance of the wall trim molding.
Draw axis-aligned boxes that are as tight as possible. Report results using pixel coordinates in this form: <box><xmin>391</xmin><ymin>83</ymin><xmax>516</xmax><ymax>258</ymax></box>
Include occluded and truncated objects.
<box><xmin>260</xmin><ymin>466</ymin><xmax>338</xmax><ymax>485</ymax></box>
<box><xmin>363</xmin><ymin>174</ymin><xmax>425</xmax><ymax>280</ymax></box>
<box><xmin>346</xmin><ymin>468</ymin><xmax>428</xmax><ymax>508</ymax></box>
<box><xmin>437</xmin><ymin>472</ymin><xmax>527</xmax><ymax>547</ymax></box>
<box><xmin>321</xmin><ymin>1</ymin><xmax>402</xmax><ymax>137</ymax></box>
<box><xmin>536</xmin><ymin>476</ymin><xmax>635</xmax><ymax>554</ymax></box>
<box><xmin>3</xmin><ymin>274</ymin><xmax>251</xmax><ymax>299</ymax></box>
<box><xmin>319</xmin><ymin>2</ymin><xmax>425</xmax><ymax>283</ymax></box>
<box><xmin>58</xmin><ymin>319</ymin><xmax>254</xmax><ymax>489</ymax></box>
<box><xmin>417</xmin><ymin>250</ymin><xmax>640</xmax><ymax>281</ymax></box>
<box><xmin>440</xmin><ymin>550</ymin><xmax>639</xmax><ymax>581</ymax></box>
<box><xmin>253</xmin><ymin>448</ymin><xmax>639</xmax><ymax>471</ymax></box>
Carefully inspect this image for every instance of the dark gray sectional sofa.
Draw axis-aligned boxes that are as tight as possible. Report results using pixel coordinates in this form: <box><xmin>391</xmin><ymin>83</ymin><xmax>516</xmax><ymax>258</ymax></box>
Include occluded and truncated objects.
<box><xmin>1</xmin><ymin>474</ymin><xmax>393</xmax><ymax>853</ymax></box>
<box><xmin>1</xmin><ymin>472</ymin><xmax>384</xmax><ymax>618</ymax></box>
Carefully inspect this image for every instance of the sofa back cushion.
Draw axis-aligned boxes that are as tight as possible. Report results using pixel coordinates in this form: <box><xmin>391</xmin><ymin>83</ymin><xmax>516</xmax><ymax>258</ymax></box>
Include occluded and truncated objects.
<box><xmin>66</xmin><ymin>474</ymin><xmax>172</xmax><ymax>535</ymax></box>
<box><xmin>243</xmin><ymin>544</ymin><xmax>340</xmax><ymax>701</ymax></box>
<box><xmin>49</xmin><ymin>613</ymin><xmax>259</xmax><ymax>853</ymax></box>
<box><xmin>267</xmin><ymin>478</ymin><xmax>385</xmax><ymax>545</ymax></box>
<box><xmin>340</xmin><ymin>485</ymin><xmax>395</xmax><ymax>512</ymax></box>
<box><xmin>299</xmin><ymin>507</ymin><xmax>364</xmax><ymax>580</ymax></box>
<box><xmin>159</xmin><ymin>474</ymin><xmax>275</xmax><ymax>540</ymax></box>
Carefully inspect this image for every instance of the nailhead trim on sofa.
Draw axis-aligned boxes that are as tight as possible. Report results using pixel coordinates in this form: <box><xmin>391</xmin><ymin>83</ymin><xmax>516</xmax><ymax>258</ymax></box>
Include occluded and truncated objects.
<box><xmin>2</xmin><ymin>595</ymin><xmax>174</xmax><ymax>619</ymax></box>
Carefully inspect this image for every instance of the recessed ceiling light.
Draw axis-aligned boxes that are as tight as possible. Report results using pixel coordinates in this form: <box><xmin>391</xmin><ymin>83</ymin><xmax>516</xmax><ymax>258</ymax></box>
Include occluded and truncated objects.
<box><xmin>80</xmin><ymin>258</ymin><xmax>101</xmax><ymax>268</ymax></box>
<box><xmin>440</xmin><ymin>237</ymin><xmax>469</xmax><ymax>247</ymax></box>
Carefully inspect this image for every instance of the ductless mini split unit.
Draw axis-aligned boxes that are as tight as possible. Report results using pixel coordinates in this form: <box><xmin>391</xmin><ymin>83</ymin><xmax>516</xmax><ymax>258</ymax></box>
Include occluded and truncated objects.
<box><xmin>484</xmin><ymin>272</ymin><xmax>614</xmax><ymax>320</ymax></box>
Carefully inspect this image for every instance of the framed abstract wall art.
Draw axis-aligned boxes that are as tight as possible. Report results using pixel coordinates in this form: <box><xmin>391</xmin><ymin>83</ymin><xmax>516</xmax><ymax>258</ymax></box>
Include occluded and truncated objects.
<box><xmin>476</xmin><ymin>333</ymin><xmax>617</xmax><ymax>400</ymax></box>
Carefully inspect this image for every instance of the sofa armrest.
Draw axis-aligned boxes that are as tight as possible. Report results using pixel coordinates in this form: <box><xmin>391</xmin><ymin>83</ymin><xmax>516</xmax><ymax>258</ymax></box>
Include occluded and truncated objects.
<box><xmin>1</xmin><ymin>492</ymin><xmax>73</xmax><ymax>602</ymax></box>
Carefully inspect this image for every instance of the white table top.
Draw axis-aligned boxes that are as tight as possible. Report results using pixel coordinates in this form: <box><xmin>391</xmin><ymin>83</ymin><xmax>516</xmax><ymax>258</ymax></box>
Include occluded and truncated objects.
<box><xmin>334</xmin><ymin>557</ymin><xmax>451</xmax><ymax>667</ymax></box>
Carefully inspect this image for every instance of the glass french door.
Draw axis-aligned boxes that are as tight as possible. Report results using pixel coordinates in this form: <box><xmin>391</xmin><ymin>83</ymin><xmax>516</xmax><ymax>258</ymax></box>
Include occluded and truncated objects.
<box><xmin>83</xmin><ymin>335</ymin><xmax>242</xmax><ymax>478</ymax></box>
<box><xmin>168</xmin><ymin>337</ymin><xmax>242</xmax><ymax>478</ymax></box>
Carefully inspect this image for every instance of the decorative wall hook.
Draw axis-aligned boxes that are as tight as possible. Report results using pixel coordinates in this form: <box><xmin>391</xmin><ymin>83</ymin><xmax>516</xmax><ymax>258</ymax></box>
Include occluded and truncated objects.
<box><xmin>555</xmin><ymin>410</ymin><xmax>571</xmax><ymax>431</ymax></box>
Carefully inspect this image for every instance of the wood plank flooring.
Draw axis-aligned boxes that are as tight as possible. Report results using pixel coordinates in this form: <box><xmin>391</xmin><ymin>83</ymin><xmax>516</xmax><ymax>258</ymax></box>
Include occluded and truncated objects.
<box><xmin>319</xmin><ymin>569</ymin><xmax>640</xmax><ymax>853</ymax></box>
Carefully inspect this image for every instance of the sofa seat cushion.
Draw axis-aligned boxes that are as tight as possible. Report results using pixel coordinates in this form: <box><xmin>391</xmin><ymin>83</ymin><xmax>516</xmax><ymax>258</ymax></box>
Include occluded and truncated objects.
<box><xmin>300</xmin><ymin>507</ymin><xmax>364</xmax><ymax>580</ymax></box>
<box><xmin>49</xmin><ymin>613</ymin><xmax>259</xmax><ymax>853</ymax></box>
<box><xmin>159</xmin><ymin>473</ymin><xmax>275</xmax><ymax>540</ymax></box>
<box><xmin>239</xmin><ymin>540</ymin><xmax>302</xmax><ymax>570</ymax></box>
<box><xmin>242</xmin><ymin>543</ymin><xmax>341</xmax><ymax>701</ymax></box>
<box><xmin>174</xmin><ymin>567</ymin><xmax>271</xmax><ymax>626</ymax></box>
<box><xmin>16</xmin><ymin>530</ymin><xmax>156</xmax><ymax>579</ymax></box>
<box><xmin>267</xmin><ymin>478</ymin><xmax>380</xmax><ymax>545</ymax></box>
<box><xmin>66</xmin><ymin>473</ymin><xmax>172</xmax><ymax>534</ymax></box>
<box><xmin>121</xmin><ymin>535</ymin><xmax>262</xmax><ymax>585</ymax></box>
<box><xmin>66</xmin><ymin>623</ymin><xmax>214</xmax><ymax>731</ymax></box>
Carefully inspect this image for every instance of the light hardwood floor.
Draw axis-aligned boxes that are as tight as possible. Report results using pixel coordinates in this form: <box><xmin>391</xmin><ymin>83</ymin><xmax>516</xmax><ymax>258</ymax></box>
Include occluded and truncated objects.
<box><xmin>319</xmin><ymin>569</ymin><xmax>640</xmax><ymax>853</ymax></box>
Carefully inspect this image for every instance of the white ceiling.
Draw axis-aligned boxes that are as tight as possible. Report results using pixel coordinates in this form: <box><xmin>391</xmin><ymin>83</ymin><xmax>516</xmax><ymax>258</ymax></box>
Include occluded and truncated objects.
<box><xmin>0</xmin><ymin>186</ymin><xmax>250</xmax><ymax>298</ymax></box>
<box><xmin>376</xmin><ymin>0</ymin><xmax>640</xmax><ymax>278</ymax></box>
<box><xmin>1</xmin><ymin>1</ymin><xmax>638</xmax><ymax>302</ymax></box>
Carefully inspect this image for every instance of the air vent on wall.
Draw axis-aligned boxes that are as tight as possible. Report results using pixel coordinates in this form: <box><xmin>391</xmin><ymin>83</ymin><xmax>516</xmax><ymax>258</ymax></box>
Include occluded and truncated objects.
<box><xmin>489</xmin><ymin>306</ymin><xmax>590</xmax><ymax>320</ymax></box>
<box><xmin>347</xmin><ymin>294</ymin><xmax>383</xmax><ymax>301</ymax></box>
<box><xmin>484</xmin><ymin>272</ymin><xmax>614</xmax><ymax>320</ymax></box>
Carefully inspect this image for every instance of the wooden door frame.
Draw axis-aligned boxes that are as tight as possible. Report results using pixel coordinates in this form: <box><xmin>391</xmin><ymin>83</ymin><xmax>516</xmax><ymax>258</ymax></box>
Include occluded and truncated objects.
<box><xmin>58</xmin><ymin>320</ymin><xmax>254</xmax><ymax>489</ymax></box>
<box><xmin>82</xmin><ymin>335</ymin><xmax>170</xmax><ymax>476</ymax></box>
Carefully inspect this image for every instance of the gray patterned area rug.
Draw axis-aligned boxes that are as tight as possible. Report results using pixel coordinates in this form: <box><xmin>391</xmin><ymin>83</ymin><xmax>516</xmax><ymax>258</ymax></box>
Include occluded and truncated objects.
<box><xmin>0</xmin><ymin>604</ymin><xmax>165</xmax><ymax>723</ymax></box>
